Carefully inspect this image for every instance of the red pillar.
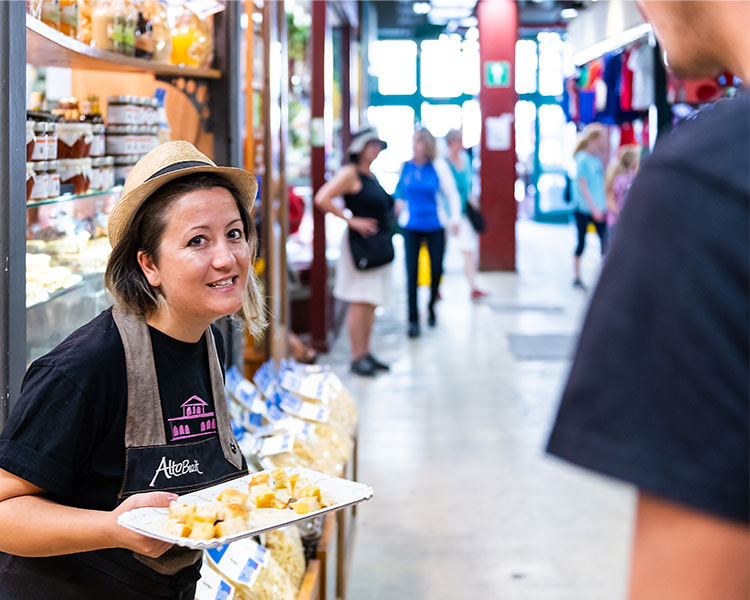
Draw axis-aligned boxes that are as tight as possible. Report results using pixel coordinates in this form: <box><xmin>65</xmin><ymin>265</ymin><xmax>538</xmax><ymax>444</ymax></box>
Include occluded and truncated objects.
<box><xmin>478</xmin><ymin>0</ymin><xmax>518</xmax><ymax>271</ymax></box>
<box><xmin>310</xmin><ymin>0</ymin><xmax>329</xmax><ymax>350</ymax></box>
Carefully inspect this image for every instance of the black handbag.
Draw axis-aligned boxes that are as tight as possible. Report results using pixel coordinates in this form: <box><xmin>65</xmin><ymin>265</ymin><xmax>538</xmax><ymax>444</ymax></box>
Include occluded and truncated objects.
<box><xmin>349</xmin><ymin>228</ymin><xmax>395</xmax><ymax>270</ymax></box>
<box><xmin>466</xmin><ymin>202</ymin><xmax>486</xmax><ymax>233</ymax></box>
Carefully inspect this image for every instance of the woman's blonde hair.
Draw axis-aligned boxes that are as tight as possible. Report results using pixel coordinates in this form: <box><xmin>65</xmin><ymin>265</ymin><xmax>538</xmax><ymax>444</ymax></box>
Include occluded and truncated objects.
<box><xmin>445</xmin><ymin>128</ymin><xmax>462</xmax><ymax>146</ymax></box>
<box><xmin>574</xmin><ymin>123</ymin><xmax>606</xmax><ymax>156</ymax></box>
<box><xmin>414</xmin><ymin>128</ymin><xmax>437</xmax><ymax>162</ymax></box>
<box><xmin>605</xmin><ymin>145</ymin><xmax>641</xmax><ymax>200</ymax></box>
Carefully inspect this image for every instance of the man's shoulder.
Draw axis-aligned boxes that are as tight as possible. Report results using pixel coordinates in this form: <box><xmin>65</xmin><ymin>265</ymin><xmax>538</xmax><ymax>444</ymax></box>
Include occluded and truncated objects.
<box><xmin>646</xmin><ymin>94</ymin><xmax>750</xmax><ymax>195</ymax></box>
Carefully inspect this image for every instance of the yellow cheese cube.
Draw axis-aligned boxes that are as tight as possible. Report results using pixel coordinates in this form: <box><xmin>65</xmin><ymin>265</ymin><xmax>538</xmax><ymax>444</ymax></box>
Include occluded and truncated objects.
<box><xmin>272</xmin><ymin>468</ymin><xmax>288</xmax><ymax>490</ymax></box>
<box><xmin>188</xmin><ymin>521</ymin><xmax>215</xmax><ymax>540</ymax></box>
<box><xmin>255</xmin><ymin>491</ymin><xmax>276</xmax><ymax>509</ymax></box>
<box><xmin>217</xmin><ymin>488</ymin><xmax>248</xmax><ymax>505</ymax></box>
<box><xmin>290</xmin><ymin>497</ymin><xmax>320</xmax><ymax>515</ymax></box>
<box><xmin>286</xmin><ymin>473</ymin><xmax>300</xmax><ymax>495</ymax></box>
<box><xmin>298</xmin><ymin>485</ymin><xmax>321</xmax><ymax>501</ymax></box>
<box><xmin>165</xmin><ymin>518</ymin><xmax>192</xmax><ymax>538</ymax></box>
<box><xmin>215</xmin><ymin>516</ymin><xmax>247</xmax><ymax>537</ymax></box>
<box><xmin>168</xmin><ymin>501</ymin><xmax>196</xmax><ymax>521</ymax></box>
<box><xmin>249</xmin><ymin>473</ymin><xmax>270</xmax><ymax>490</ymax></box>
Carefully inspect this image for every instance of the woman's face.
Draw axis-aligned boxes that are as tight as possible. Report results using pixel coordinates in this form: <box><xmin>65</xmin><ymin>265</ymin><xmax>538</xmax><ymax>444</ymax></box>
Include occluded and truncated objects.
<box><xmin>139</xmin><ymin>186</ymin><xmax>250</xmax><ymax>333</ymax></box>
<box><xmin>413</xmin><ymin>137</ymin><xmax>426</xmax><ymax>162</ymax></box>
<box><xmin>361</xmin><ymin>140</ymin><xmax>383</xmax><ymax>164</ymax></box>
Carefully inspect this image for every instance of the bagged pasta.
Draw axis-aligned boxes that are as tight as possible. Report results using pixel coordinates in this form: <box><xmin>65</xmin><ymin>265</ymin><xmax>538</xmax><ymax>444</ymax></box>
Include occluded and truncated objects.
<box><xmin>263</xmin><ymin>527</ymin><xmax>305</xmax><ymax>592</ymax></box>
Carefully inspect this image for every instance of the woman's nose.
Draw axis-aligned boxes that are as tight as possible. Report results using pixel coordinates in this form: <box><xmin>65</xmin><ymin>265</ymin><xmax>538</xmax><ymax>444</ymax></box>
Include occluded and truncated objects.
<box><xmin>212</xmin><ymin>240</ymin><xmax>236</xmax><ymax>269</ymax></box>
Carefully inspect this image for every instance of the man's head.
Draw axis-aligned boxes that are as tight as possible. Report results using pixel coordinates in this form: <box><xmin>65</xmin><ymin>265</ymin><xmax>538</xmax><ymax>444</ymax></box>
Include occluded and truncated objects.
<box><xmin>637</xmin><ymin>1</ymin><xmax>750</xmax><ymax>80</ymax></box>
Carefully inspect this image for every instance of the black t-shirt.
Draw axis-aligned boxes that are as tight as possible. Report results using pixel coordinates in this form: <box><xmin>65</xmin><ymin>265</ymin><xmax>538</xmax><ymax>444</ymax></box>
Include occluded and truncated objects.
<box><xmin>547</xmin><ymin>92</ymin><xmax>750</xmax><ymax>524</ymax></box>
<box><xmin>0</xmin><ymin>307</ymin><xmax>225</xmax><ymax>511</ymax></box>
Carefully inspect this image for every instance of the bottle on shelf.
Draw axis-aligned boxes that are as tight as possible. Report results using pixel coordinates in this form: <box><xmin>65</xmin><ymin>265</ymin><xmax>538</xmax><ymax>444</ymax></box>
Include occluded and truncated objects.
<box><xmin>91</xmin><ymin>0</ymin><xmax>116</xmax><ymax>51</ymax></box>
<box><xmin>59</xmin><ymin>0</ymin><xmax>78</xmax><ymax>39</ymax></box>
<box><xmin>134</xmin><ymin>0</ymin><xmax>155</xmax><ymax>60</ymax></box>
<box><xmin>113</xmin><ymin>0</ymin><xmax>137</xmax><ymax>57</ymax></box>
<box><xmin>41</xmin><ymin>0</ymin><xmax>61</xmax><ymax>30</ymax></box>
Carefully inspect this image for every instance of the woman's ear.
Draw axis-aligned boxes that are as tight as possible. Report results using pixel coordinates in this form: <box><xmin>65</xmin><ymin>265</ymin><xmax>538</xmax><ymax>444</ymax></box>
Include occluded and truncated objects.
<box><xmin>137</xmin><ymin>251</ymin><xmax>161</xmax><ymax>288</ymax></box>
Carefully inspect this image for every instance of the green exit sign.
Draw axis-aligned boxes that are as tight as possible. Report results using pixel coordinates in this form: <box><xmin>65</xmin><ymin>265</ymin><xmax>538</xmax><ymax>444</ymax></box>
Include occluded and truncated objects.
<box><xmin>485</xmin><ymin>61</ymin><xmax>511</xmax><ymax>88</ymax></box>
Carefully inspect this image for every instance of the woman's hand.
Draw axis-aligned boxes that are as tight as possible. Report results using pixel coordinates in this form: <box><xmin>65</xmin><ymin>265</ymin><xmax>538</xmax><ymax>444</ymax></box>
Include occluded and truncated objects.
<box><xmin>348</xmin><ymin>216</ymin><xmax>379</xmax><ymax>237</ymax></box>
<box><xmin>110</xmin><ymin>492</ymin><xmax>177</xmax><ymax>558</ymax></box>
<box><xmin>592</xmin><ymin>208</ymin><xmax>605</xmax><ymax>223</ymax></box>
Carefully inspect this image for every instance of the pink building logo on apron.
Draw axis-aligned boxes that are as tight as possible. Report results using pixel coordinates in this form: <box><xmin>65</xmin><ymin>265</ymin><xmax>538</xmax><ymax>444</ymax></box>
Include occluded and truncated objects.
<box><xmin>167</xmin><ymin>395</ymin><xmax>217</xmax><ymax>441</ymax></box>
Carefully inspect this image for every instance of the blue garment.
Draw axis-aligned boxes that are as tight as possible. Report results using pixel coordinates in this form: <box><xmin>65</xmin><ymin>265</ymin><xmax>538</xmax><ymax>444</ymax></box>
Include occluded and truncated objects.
<box><xmin>595</xmin><ymin>53</ymin><xmax>622</xmax><ymax>125</ymax></box>
<box><xmin>578</xmin><ymin>90</ymin><xmax>596</xmax><ymax>124</ymax></box>
<box><xmin>395</xmin><ymin>161</ymin><xmax>442</xmax><ymax>232</ymax></box>
<box><xmin>573</xmin><ymin>151</ymin><xmax>606</xmax><ymax>214</ymax></box>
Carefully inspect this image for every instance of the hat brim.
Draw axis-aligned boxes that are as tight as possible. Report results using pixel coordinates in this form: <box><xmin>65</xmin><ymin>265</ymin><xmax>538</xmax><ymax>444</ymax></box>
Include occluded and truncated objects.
<box><xmin>347</xmin><ymin>136</ymin><xmax>387</xmax><ymax>156</ymax></box>
<box><xmin>108</xmin><ymin>165</ymin><xmax>258</xmax><ymax>248</ymax></box>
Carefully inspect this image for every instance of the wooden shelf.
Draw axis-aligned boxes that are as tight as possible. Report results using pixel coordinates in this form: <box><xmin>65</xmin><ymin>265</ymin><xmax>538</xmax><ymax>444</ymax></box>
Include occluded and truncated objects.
<box><xmin>26</xmin><ymin>15</ymin><xmax>222</xmax><ymax>80</ymax></box>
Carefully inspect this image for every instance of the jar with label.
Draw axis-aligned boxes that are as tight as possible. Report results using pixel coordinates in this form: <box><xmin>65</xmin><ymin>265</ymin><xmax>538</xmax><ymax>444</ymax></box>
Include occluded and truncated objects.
<box><xmin>26</xmin><ymin>121</ymin><xmax>36</xmax><ymax>161</ymax></box>
<box><xmin>90</xmin><ymin>157</ymin><xmax>103</xmax><ymax>191</ymax></box>
<box><xmin>147</xmin><ymin>97</ymin><xmax>159</xmax><ymax>125</ymax></box>
<box><xmin>46</xmin><ymin>160</ymin><xmax>60</xmax><ymax>198</ymax></box>
<box><xmin>102</xmin><ymin>156</ymin><xmax>116</xmax><ymax>189</ymax></box>
<box><xmin>90</xmin><ymin>123</ymin><xmax>105</xmax><ymax>157</ymax></box>
<box><xmin>113</xmin><ymin>0</ymin><xmax>137</xmax><ymax>56</ymax></box>
<box><xmin>41</xmin><ymin>0</ymin><xmax>60</xmax><ymax>30</ymax></box>
<box><xmin>59</xmin><ymin>158</ymin><xmax>92</xmax><ymax>195</ymax></box>
<box><xmin>135</xmin><ymin>4</ymin><xmax>154</xmax><ymax>59</ymax></box>
<box><xmin>31</xmin><ymin>122</ymin><xmax>47</xmax><ymax>161</ymax></box>
<box><xmin>57</xmin><ymin>122</ymin><xmax>92</xmax><ymax>159</ymax></box>
<box><xmin>46</xmin><ymin>122</ymin><xmax>58</xmax><ymax>160</ymax></box>
<box><xmin>92</xmin><ymin>0</ymin><xmax>115</xmax><ymax>51</ymax></box>
<box><xmin>114</xmin><ymin>155</ymin><xmax>138</xmax><ymax>185</ymax></box>
<box><xmin>107</xmin><ymin>96</ymin><xmax>139</xmax><ymax>125</ymax></box>
<box><xmin>59</xmin><ymin>0</ymin><xmax>78</xmax><ymax>38</ymax></box>
<box><xmin>106</xmin><ymin>125</ymin><xmax>139</xmax><ymax>155</ymax></box>
<box><xmin>147</xmin><ymin>125</ymin><xmax>159</xmax><ymax>152</ymax></box>
<box><xmin>133</xmin><ymin>98</ymin><xmax>147</xmax><ymax>125</ymax></box>
<box><xmin>30</xmin><ymin>162</ymin><xmax>48</xmax><ymax>201</ymax></box>
<box><xmin>26</xmin><ymin>162</ymin><xmax>35</xmax><ymax>202</ymax></box>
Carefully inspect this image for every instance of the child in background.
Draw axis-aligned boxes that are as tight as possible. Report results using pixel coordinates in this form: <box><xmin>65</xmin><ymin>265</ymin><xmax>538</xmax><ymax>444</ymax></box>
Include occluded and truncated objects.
<box><xmin>605</xmin><ymin>145</ymin><xmax>640</xmax><ymax>246</ymax></box>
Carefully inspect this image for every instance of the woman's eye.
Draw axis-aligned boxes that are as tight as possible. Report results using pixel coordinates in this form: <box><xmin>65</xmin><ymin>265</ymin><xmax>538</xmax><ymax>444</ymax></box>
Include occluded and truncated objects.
<box><xmin>227</xmin><ymin>228</ymin><xmax>243</xmax><ymax>240</ymax></box>
<box><xmin>187</xmin><ymin>235</ymin><xmax>204</xmax><ymax>247</ymax></box>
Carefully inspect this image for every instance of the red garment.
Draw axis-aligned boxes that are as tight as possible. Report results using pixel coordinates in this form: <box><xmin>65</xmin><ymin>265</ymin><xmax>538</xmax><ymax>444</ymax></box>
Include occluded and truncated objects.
<box><xmin>619</xmin><ymin>122</ymin><xmax>636</xmax><ymax>146</ymax></box>
<box><xmin>288</xmin><ymin>186</ymin><xmax>305</xmax><ymax>234</ymax></box>
<box><xmin>620</xmin><ymin>48</ymin><xmax>634</xmax><ymax>111</ymax></box>
<box><xmin>584</xmin><ymin>60</ymin><xmax>603</xmax><ymax>90</ymax></box>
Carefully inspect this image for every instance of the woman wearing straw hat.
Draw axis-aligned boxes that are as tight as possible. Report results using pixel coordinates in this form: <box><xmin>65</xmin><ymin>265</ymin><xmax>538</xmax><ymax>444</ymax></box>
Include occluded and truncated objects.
<box><xmin>0</xmin><ymin>141</ymin><xmax>265</xmax><ymax>599</ymax></box>
<box><xmin>315</xmin><ymin>128</ymin><xmax>394</xmax><ymax>377</ymax></box>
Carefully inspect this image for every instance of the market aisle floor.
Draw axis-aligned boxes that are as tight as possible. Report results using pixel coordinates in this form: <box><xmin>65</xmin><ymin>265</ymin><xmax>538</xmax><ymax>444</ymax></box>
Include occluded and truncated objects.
<box><xmin>323</xmin><ymin>220</ymin><xmax>635</xmax><ymax>600</ymax></box>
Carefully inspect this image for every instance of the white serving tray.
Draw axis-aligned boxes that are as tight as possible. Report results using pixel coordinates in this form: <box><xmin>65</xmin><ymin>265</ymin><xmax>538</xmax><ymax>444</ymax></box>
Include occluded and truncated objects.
<box><xmin>117</xmin><ymin>467</ymin><xmax>373</xmax><ymax>550</ymax></box>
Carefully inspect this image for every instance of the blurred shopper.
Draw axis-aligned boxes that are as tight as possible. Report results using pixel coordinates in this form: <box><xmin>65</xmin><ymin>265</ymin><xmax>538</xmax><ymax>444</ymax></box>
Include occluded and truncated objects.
<box><xmin>605</xmin><ymin>145</ymin><xmax>640</xmax><ymax>247</ymax></box>
<box><xmin>396</xmin><ymin>128</ymin><xmax>460</xmax><ymax>338</ymax></box>
<box><xmin>548</xmin><ymin>1</ymin><xmax>749</xmax><ymax>598</ymax></box>
<box><xmin>314</xmin><ymin>128</ymin><xmax>393</xmax><ymax>376</ymax></box>
<box><xmin>0</xmin><ymin>142</ymin><xmax>265</xmax><ymax>599</ymax></box>
<box><xmin>571</xmin><ymin>123</ymin><xmax>608</xmax><ymax>290</ymax></box>
<box><xmin>444</xmin><ymin>129</ymin><xmax>488</xmax><ymax>300</ymax></box>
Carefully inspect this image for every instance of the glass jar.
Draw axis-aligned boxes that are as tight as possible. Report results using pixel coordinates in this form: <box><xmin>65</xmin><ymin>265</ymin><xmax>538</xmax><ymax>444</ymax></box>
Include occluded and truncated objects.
<box><xmin>90</xmin><ymin>157</ymin><xmax>103</xmax><ymax>191</ymax></box>
<box><xmin>107</xmin><ymin>96</ymin><xmax>139</xmax><ymax>125</ymax></box>
<box><xmin>102</xmin><ymin>156</ymin><xmax>116</xmax><ymax>189</ymax></box>
<box><xmin>30</xmin><ymin>162</ymin><xmax>48</xmax><ymax>201</ymax></box>
<box><xmin>59</xmin><ymin>158</ymin><xmax>92</xmax><ymax>195</ymax></box>
<box><xmin>47</xmin><ymin>160</ymin><xmax>60</xmax><ymax>198</ymax></box>
<box><xmin>114</xmin><ymin>155</ymin><xmax>138</xmax><ymax>185</ymax></box>
<box><xmin>45</xmin><ymin>122</ymin><xmax>58</xmax><ymax>160</ymax></box>
<box><xmin>31</xmin><ymin>122</ymin><xmax>47</xmax><ymax>161</ymax></box>
<box><xmin>26</xmin><ymin>162</ymin><xmax>35</xmax><ymax>202</ymax></box>
<box><xmin>26</xmin><ymin>121</ymin><xmax>36</xmax><ymax>161</ymax></box>
<box><xmin>135</xmin><ymin>2</ymin><xmax>154</xmax><ymax>60</ymax></box>
<box><xmin>106</xmin><ymin>125</ymin><xmax>138</xmax><ymax>155</ymax></box>
<box><xmin>92</xmin><ymin>0</ymin><xmax>115</xmax><ymax>51</ymax></box>
<box><xmin>113</xmin><ymin>0</ymin><xmax>137</xmax><ymax>57</ymax></box>
<box><xmin>90</xmin><ymin>123</ymin><xmax>105</xmax><ymax>157</ymax></box>
<box><xmin>59</xmin><ymin>0</ymin><xmax>78</xmax><ymax>38</ymax></box>
<box><xmin>41</xmin><ymin>0</ymin><xmax>60</xmax><ymax>30</ymax></box>
<box><xmin>56</xmin><ymin>122</ymin><xmax>92</xmax><ymax>159</ymax></box>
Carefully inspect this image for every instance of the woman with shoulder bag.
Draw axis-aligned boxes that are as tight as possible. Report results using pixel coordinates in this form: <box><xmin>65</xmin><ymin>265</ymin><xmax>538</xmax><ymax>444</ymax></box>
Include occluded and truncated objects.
<box><xmin>314</xmin><ymin>128</ymin><xmax>394</xmax><ymax>377</ymax></box>
<box><xmin>444</xmin><ymin>129</ymin><xmax>488</xmax><ymax>300</ymax></box>
<box><xmin>0</xmin><ymin>141</ymin><xmax>266</xmax><ymax>600</ymax></box>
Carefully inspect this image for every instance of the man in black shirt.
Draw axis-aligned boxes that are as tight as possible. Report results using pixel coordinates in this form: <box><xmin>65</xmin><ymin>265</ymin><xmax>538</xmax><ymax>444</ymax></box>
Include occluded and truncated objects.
<box><xmin>547</xmin><ymin>2</ymin><xmax>749</xmax><ymax>598</ymax></box>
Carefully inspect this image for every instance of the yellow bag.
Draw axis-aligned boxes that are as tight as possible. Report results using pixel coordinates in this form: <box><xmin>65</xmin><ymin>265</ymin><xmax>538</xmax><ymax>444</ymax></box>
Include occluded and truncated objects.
<box><xmin>417</xmin><ymin>243</ymin><xmax>430</xmax><ymax>287</ymax></box>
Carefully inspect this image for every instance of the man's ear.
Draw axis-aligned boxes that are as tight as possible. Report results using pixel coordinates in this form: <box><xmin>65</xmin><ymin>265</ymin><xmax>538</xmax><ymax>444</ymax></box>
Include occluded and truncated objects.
<box><xmin>137</xmin><ymin>251</ymin><xmax>161</xmax><ymax>288</ymax></box>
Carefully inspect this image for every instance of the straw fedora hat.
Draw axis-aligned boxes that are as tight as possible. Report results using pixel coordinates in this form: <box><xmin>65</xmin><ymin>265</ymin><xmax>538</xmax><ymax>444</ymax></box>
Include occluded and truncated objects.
<box><xmin>347</xmin><ymin>127</ymin><xmax>387</xmax><ymax>155</ymax></box>
<box><xmin>107</xmin><ymin>140</ymin><xmax>258</xmax><ymax>248</ymax></box>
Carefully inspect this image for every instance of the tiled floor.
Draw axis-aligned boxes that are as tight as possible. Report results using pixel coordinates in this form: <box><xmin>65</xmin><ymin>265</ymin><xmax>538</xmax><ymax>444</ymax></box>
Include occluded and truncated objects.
<box><xmin>323</xmin><ymin>220</ymin><xmax>635</xmax><ymax>599</ymax></box>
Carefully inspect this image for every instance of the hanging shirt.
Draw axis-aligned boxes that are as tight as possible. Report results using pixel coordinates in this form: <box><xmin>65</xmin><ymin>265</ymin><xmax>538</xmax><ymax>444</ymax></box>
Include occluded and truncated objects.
<box><xmin>620</xmin><ymin>48</ymin><xmax>635</xmax><ymax>111</ymax></box>
<box><xmin>628</xmin><ymin>44</ymin><xmax>655</xmax><ymax>110</ymax></box>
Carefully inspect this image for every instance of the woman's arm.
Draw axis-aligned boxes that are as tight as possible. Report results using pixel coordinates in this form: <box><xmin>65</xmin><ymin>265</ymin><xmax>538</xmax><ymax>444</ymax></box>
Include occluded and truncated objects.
<box><xmin>434</xmin><ymin>159</ymin><xmax>462</xmax><ymax>234</ymax></box>
<box><xmin>0</xmin><ymin>468</ymin><xmax>174</xmax><ymax>558</ymax></box>
<box><xmin>314</xmin><ymin>166</ymin><xmax>377</xmax><ymax>236</ymax></box>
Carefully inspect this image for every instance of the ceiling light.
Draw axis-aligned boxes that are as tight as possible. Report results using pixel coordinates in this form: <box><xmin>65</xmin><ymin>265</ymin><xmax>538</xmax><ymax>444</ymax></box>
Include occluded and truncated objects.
<box><xmin>561</xmin><ymin>8</ymin><xmax>578</xmax><ymax>19</ymax></box>
<box><xmin>413</xmin><ymin>2</ymin><xmax>431</xmax><ymax>15</ymax></box>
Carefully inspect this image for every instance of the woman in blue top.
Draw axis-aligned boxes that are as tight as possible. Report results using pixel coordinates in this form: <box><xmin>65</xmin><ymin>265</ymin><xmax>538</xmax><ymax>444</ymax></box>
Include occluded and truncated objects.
<box><xmin>572</xmin><ymin>124</ymin><xmax>608</xmax><ymax>290</ymax></box>
<box><xmin>395</xmin><ymin>128</ymin><xmax>460</xmax><ymax>338</ymax></box>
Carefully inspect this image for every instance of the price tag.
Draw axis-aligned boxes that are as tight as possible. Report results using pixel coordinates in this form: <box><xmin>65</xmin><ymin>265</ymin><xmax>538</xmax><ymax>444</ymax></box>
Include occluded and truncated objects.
<box><xmin>278</xmin><ymin>390</ymin><xmax>330</xmax><ymax>423</ymax></box>
<box><xmin>253</xmin><ymin>361</ymin><xmax>279</xmax><ymax>398</ymax></box>
<box><xmin>206</xmin><ymin>540</ymin><xmax>269</xmax><ymax>588</ymax></box>
<box><xmin>254</xmin><ymin>434</ymin><xmax>293</xmax><ymax>456</ymax></box>
<box><xmin>195</xmin><ymin>562</ymin><xmax>235</xmax><ymax>600</ymax></box>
